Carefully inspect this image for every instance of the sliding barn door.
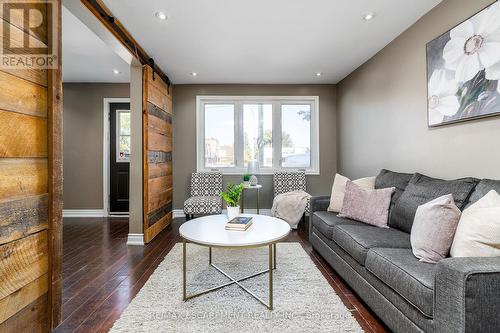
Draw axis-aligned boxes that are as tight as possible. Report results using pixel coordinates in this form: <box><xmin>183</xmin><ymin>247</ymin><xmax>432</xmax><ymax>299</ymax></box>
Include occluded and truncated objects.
<box><xmin>0</xmin><ymin>1</ymin><xmax>62</xmax><ymax>332</ymax></box>
<box><xmin>142</xmin><ymin>65</ymin><xmax>173</xmax><ymax>243</ymax></box>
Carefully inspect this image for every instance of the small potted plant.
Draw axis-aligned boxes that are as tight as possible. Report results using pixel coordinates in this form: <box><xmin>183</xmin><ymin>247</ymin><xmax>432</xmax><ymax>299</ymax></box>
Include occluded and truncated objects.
<box><xmin>220</xmin><ymin>183</ymin><xmax>244</xmax><ymax>220</ymax></box>
<box><xmin>242</xmin><ymin>174</ymin><xmax>251</xmax><ymax>187</ymax></box>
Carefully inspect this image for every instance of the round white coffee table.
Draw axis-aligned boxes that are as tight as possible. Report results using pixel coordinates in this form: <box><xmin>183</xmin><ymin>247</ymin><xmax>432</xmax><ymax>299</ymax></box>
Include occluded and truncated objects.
<box><xmin>179</xmin><ymin>214</ymin><xmax>290</xmax><ymax>310</ymax></box>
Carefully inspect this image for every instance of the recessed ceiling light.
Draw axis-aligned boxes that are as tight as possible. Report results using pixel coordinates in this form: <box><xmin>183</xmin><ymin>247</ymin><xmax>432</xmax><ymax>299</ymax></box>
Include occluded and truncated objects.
<box><xmin>112</xmin><ymin>69</ymin><xmax>120</xmax><ymax>75</ymax></box>
<box><xmin>191</xmin><ymin>72</ymin><xmax>198</xmax><ymax>77</ymax></box>
<box><xmin>362</xmin><ymin>12</ymin><xmax>376</xmax><ymax>21</ymax></box>
<box><xmin>315</xmin><ymin>72</ymin><xmax>322</xmax><ymax>77</ymax></box>
<box><xmin>155</xmin><ymin>11</ymin><xmax>167</xmax><ymax>20</ymax></box>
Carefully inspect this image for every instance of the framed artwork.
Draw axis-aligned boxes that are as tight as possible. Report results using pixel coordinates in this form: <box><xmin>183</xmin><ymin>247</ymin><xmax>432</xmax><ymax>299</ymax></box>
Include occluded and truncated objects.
<box><xmin>426</xmin><ymin>1</ymin><xmax>500</xmax><ymax>127</ymax></box>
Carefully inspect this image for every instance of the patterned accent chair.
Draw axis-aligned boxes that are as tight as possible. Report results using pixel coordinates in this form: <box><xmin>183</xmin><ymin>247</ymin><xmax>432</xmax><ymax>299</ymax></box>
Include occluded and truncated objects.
<box><xmin>273</xmin><ymin>170</ymin><xmax>310</xmax><ymax>215</ymax></box>
<box><xmin>184</xmin><ymin>172</ymin><xmax>223</xmax><ymax>220</ymax></box>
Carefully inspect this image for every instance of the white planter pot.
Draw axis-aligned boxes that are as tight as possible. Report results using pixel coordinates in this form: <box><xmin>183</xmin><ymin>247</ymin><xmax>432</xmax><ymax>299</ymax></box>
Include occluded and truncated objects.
<box><xmin>226</xmin><ymin>206</ymin><xmax>240</xmax><ymax>221</ymax></box>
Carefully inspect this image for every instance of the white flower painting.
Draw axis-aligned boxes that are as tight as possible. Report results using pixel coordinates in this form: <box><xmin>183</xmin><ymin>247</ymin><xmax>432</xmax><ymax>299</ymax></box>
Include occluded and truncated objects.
<box><xmin>427</xmin><ymin>2</ymin><xmax>500</xmax><ymax>126</ymax></box>
<box><xmin>427</xmin><ymin>70</ymin><xmax>459</xmax><ymax>125</ymax></box>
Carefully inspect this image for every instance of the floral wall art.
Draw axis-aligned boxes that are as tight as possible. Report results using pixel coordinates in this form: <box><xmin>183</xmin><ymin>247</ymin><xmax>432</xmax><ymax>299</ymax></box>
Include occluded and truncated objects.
<box><xmin>426</xmin><ymin>1</ymin><xmax>500</xmax><ymax>127</ymax></box>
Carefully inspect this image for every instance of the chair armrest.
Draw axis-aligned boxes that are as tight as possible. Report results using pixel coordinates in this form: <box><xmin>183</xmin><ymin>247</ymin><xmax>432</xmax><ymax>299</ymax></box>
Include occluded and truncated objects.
<box><xmin>310</xmin><ymin>196</ymin><xmax>331</xmax><ymax>214</ymax></box>
<box><xmin>435</xmin><ymin>257</ymin><xmax>500</xmax><ymax>333</ymax></box>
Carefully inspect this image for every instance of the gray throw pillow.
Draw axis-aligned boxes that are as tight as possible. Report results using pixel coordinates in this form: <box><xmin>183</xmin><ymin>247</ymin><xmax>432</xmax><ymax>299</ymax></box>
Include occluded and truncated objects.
<box><xmin>465</xmin><ymin>179</ymin><xmax>500</xmax><ymax>208</ymax></box>
<box><xmin>375</xmin><ymin>169</ymin><xmax>414</xmax><ymax>204</ymax></box>
<box><xmin>375</xmin><ymin>169</ymin><xmax>414</xmax><ymax>227</ymax></box>
<box><xmin>338</xmin><ymin>181</ymin><xmax>395</xmax><ymax>228</ymax></box>
<box><xmin>389</xmin><ymin>173</ymin><xmax>477</xmax><ymax>233</ymax></box>
<box><xmin>411</xmin><ymin>194</ymin><xmax>461</xmax><ymax>263</ymax></box>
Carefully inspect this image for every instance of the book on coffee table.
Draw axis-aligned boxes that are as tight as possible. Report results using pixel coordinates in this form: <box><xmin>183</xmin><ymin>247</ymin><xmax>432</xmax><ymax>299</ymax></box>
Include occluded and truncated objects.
<box><xmin>225</xmin><ymin>216</ymin><xmax>253</xmax><ymax>231</ymax></box>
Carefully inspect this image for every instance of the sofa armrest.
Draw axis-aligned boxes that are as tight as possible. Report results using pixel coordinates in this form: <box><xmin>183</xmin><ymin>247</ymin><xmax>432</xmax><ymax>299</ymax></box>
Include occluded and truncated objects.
<box><xmin>309</xmin><ymin>196</ymin><xmax>330</xmax><ymax>238</ymax></box>
<box><xmin>310</xmin><ymin>195</ymin><xmax>331</xmax><ymax>214</ymax></box>
<box><xmin>435</xmin><ymin>257</ymin><xmax>500</xmax><ymax>333</ymax></box>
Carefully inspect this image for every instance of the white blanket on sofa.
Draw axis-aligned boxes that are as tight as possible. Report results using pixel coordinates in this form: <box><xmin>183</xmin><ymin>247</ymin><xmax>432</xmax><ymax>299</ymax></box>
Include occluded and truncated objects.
<box><xmin>271</xmin><ymin>190</ymin><xmax>311</xmax><ymax>229</ymax></box>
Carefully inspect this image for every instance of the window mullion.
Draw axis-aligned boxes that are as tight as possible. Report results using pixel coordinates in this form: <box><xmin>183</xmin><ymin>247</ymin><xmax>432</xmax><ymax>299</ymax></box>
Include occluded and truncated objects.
<box><xmin>235</xmin><ymin>101</ymin><xmax>244</xmax><ymax>170</ymax></box>
<box><xmin>198</xmin><ymin>102</ymin><xmax>205</xmax><ymax>171</ymax></box>
<box><xmin>272</xmin><ymin>101</ymin><xmax>282</xmax><ymax>170</ymax></box>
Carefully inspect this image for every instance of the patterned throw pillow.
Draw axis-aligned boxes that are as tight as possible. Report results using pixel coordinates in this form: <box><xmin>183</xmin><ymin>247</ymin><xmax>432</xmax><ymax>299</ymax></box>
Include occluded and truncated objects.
<box><xmin>411</xmin><ymin>194</ymin><xmax>461</xmax><ymax>263</ymax></box>
<box><xmin>338</xmin><ymin>181</ymin><xmax>395</xmax><ymax>228</ymax></box>
<box><xmin>328</xmin><ymin>174</ymin><xmax>375</xmax><ymax>213</ymax></box>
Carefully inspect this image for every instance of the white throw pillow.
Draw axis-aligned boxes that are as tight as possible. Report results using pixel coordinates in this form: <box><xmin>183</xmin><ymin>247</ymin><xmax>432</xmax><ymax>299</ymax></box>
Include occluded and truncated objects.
<box><xmin>328</xmin><ymin>173</ymin><xmax>375</xmax><ymax>213</ymax></box>
<box><xmin>450</xmin><ymin>190</ymin><xmax>500</xmax><ymax>257</ymax></box>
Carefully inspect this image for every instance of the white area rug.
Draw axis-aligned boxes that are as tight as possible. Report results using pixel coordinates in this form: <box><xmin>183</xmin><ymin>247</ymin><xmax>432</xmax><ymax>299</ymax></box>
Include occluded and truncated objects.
<box><xmin>110</xmin><ymin>243</ymin><xmax>363</xmax><ymax>333</ymax></box>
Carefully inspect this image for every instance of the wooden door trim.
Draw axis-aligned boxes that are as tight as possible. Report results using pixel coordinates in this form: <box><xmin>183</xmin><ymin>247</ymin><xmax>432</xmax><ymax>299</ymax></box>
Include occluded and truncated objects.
<box><xmin>142</xmin><ymin>66</ymin><xmax>149</xmax><ymax>240</ymax></box>
<box><xmin>103</xmin><ymin>98</ymin><xmax>130</xmax><ymax>216</ymax></box>
<box><xmin>47</xmin><ymin>0</ymin><xmax>63</xmax><ymax>330</ymax></box>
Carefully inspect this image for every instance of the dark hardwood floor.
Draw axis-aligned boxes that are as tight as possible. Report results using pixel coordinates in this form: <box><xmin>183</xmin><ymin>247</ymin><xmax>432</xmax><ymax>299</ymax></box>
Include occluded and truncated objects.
<box><xmin>54</xmin><ymin>217</ymin><xmax>388</xmax><ymax>333</ymax></box>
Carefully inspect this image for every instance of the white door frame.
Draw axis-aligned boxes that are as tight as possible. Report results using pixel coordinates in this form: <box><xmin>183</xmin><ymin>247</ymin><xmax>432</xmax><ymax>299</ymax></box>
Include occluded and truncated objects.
<box><xmin>103</xmin><ymin>97</ymin><xmax>131</xmax><ymax>216</ymax></box>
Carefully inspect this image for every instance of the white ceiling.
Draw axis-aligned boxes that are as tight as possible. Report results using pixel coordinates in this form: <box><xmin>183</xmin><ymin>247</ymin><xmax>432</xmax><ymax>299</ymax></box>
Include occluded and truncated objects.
<box><xmin>102</xmin><ymin>0</ymin><xmax>441</xmax><ymax>84</ymax></box>
<box><xmin>62</xmin><ymin>6</ymin><xmax>130</xmax><ymax>83</ymax></box>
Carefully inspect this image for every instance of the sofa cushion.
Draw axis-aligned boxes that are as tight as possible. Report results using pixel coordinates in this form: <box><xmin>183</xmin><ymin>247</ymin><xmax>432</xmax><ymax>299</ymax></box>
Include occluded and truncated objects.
<box><xmin>312</xmin><ymin>211</ymin><xmax>363</xmax><ymax>240</ymax></box>
<box><xmin>389</xmin><ymin>173</ymin><xmax>478</xmax><ymax>233</ymax></box>
<box><xmin>375</xmin><ymin>169</ymin><xmax>414</xmax><ymax>222</ymax></box>
<box><xmin>331</xmin><ymin>224</ymin><xmax>411</xmax><ymax>265</ymax></box>
<box><xmin>366</xmin><ymin>248</ymin><xmax>436</xmax><ymax>318</ymax></box>
<box><xmin>465</xmin><ymin>179</ymin><xmax>500</xmax><ymax>208</ymax></box>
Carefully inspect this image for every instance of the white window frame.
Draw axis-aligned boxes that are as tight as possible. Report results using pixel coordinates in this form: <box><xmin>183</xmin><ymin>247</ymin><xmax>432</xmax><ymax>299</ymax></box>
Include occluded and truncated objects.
<box><xmin>196</xmin><ymin>96</ymin><xmax>320</xmax><ymax>175</ymax></box>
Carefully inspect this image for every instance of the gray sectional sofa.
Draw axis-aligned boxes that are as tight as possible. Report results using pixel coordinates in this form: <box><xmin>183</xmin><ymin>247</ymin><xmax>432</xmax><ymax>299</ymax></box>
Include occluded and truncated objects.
<box><xmin>309</xmin><ymin>169</ymin><xmax>500</xmax><ymax>333</ymax></box>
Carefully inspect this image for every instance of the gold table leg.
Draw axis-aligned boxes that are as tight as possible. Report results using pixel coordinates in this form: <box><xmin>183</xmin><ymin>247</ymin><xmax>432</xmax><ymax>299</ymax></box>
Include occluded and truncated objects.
<box><xmin>273</xmin><ymin>243</ymin><xmax>276</xmax><ymax>269</ymax></box>
<box><xmin>182</xmin><ymin>242</ymin><xmax>277</xmax><ymax>310</ymax></box>
<box><xmin>268</xmin><ymin>243</ymin><xmax>273</xmax><ymax>310</ymax></box>
<box><xmin>182</xmin><ymin>240</ymin><xmax>187</xmax><ymax>301</ymax></box>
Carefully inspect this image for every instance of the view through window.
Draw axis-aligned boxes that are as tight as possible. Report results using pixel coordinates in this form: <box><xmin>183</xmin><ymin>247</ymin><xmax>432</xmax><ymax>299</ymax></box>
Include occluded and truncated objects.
<box><xmin>198</xmin><ymin>96</ymin><xmax>319</xmax><ymax>174</ymax></box>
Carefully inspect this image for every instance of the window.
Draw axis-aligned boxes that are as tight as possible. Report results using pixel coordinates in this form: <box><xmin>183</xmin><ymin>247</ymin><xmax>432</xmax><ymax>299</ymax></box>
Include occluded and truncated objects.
<box><xmin>197</xmin><ymin>96</ymin><xmax>319</xmax><ymax>174</ymax></box>
<box><xmin>116</xmin><ymin>110</ymin><xmax>131</xmax><ymax>162</ymax></box>
<box><xmin>204</xmin><ymin>104</ymin><xmax>235</xmax><ymax>168</ymax></box>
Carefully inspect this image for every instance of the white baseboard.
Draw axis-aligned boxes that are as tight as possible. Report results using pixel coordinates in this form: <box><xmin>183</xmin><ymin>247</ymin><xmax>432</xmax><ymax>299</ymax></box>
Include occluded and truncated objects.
<box><xmin>172</xmin><ymin>209</ymin><xmax>272</xmax><ymax>218</ymax></box>
<box><xmin>172</xmin><ymin>209</ymin><xmax>185</xmax><ymax>218</ymax></box>
<box><xmin>63</xmin><ymin>209</ymin><xmax>107</xmax><ymax>218</ymax></box>
<box><xmin>127</xmin><ymin>233</ymin><xmax>144</xmax><ymax>246</ymax></box>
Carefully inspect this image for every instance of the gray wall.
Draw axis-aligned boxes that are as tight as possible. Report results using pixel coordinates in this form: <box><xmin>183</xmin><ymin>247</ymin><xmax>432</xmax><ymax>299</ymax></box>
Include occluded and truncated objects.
<box><xmin>173</xmin><ymin>84</ymin><xmax>337</xmax><ymax>209</ymax></box>
<box><xmin>63</xmin><ymin>83</ymin><xmax>130</xmax><ymax>209</ymax></box>
<box><xmin>337</xmin><ymin>0</ymin><xmax>500</xmax><ymax>180</ymax></box>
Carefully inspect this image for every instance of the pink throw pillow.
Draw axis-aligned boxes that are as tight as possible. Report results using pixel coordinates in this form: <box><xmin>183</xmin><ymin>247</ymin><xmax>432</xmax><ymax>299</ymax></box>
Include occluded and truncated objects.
<box><xmin>339</xmin><ymin>181</ymin><xmax>395</xmax><ymax>228</ymax></box>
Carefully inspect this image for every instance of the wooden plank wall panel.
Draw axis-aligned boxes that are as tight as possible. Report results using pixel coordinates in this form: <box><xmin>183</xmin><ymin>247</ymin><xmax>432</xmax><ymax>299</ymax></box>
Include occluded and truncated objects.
<box><xmin>0</xmin><ymin>71</ymin><xmax>48</xmax><ymax>117</ymax></box>
<box><xmin>0</xmin><ymin>295</ymin><xmax>48</xmax><ymax>333</ymax></box>
<box><xmin>143</xmin><ymin>65</ymin><xmax>173</xmax><ymax>243</ymax></box>
<box><xmin>0</xmin><ymin>111</ymin><xmax>48</xmax><ymax>157</ymax></box>
<box><xmin>0</xmin><ymin>274</ymin><xmax>48</xmax><ymax>324</ymax></box>
<box><xmin>0</xmin><ymin>159</ymin><xmax>48</xmax><ymax>200</ymax></box>
<box><xmin>0</xmin><ymin>194</ymin><xmax>48</xmax><ymax>245</ymax></box>
<box><xmin>0</xmin><ymin>1</ymin><xmax>61</xmax><ymax>330</ymax></box>
<box><xmin>0</xmin><ymin>231</ymin><xmax>48</xmax><ymax>299</ymax></box>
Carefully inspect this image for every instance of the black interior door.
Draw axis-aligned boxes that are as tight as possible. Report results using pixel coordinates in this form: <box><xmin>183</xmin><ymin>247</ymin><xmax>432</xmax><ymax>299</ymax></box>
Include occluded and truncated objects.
<box><xmin>110</xmin><ymin>102</ymin><xmax>131</xmax><ymax>213</ymax></box>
